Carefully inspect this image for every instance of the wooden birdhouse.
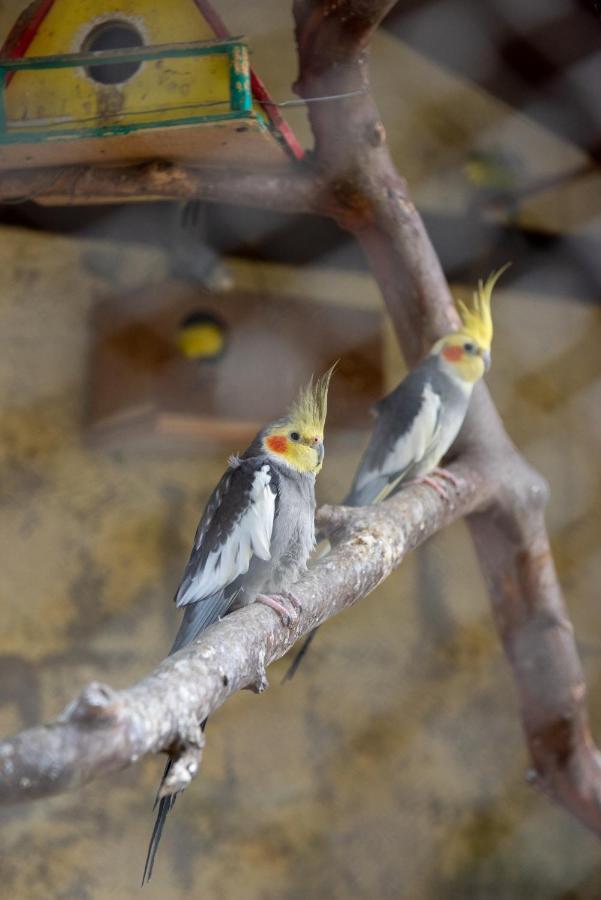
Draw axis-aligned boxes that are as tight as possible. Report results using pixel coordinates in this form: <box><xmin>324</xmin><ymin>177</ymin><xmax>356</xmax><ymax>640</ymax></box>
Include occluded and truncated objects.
<box><xmin>0</xmin><ymin>1</ymin><xmax>302</xmax><ymax>172</ymax></box>
<box><xmin>87</xmin><ymin>281</ymin><xmax>385</xmax><ymax>449</ymax></box>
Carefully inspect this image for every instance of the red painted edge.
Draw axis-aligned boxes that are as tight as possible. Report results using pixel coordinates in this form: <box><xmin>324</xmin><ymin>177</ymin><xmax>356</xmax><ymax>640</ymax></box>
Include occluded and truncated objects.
<box><xmin>1</xmin><ymin>0</ymin><xmax>56</xmax><ymax>85</ymax></box>
<box><xmin>249</xmin><ymin>69</ymin><xmax>305</xmax><ymax>161</ymax></box>
<box><xmin>191</xmin><ymin>0</ymin><xmax>305</xmax><ymax>160</ymax></box>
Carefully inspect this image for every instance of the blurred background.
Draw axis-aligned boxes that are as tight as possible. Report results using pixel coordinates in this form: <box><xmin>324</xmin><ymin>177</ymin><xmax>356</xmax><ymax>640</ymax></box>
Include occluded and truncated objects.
<box><xmin>0</xmin><ymin>0</ymin><xmax>600</xmax><ymax>897</ymax></box>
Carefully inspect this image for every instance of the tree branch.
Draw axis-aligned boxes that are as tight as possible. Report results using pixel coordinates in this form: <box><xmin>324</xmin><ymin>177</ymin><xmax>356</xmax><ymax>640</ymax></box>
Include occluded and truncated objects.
<box><xmin>0</xmin><ymin>465</ymin><xmax>488</xmax><ymax>804</ymax></box>
<box><xmin>293</xmin><ymin>0</ymin><xmax>601</xmax><ymax>835</ymax></box>
<box><xmin>0</xmin><ymin>161</ymin><xmax>328</xmax><ymax>214</ymax></box>
<box><xmin>1</xmin><ymin>0</ymin><xmax>600</xmax><ymax>841</ymax></box>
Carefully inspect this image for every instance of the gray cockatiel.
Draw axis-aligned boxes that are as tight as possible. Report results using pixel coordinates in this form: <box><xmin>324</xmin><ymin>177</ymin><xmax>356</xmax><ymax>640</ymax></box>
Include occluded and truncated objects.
<box><xmin>143</xmin><ymin>367</ymin><xmax>334</xmax><ymax>883</ymax></box>
<box><xmin>284</xmin><ymin>267</ymin><xmax>507</xmax><ymax>681</ymax></box>
<box><xmin>344</xmin><ymin>335</ymin><xmax>485</xmax><ymax>505</ymax></box>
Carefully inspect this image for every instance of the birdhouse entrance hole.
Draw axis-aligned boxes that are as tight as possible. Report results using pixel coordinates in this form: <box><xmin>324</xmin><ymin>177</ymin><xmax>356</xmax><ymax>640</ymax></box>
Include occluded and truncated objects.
<box><xmin>83</xmin><ymin>21</ymin><xmax>144</xmax><ymax>85</ymax></box>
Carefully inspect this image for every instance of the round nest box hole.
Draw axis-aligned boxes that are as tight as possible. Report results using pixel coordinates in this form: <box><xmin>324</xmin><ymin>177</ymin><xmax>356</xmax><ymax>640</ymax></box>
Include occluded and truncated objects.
<box><xmin>83</xmin><ymin>21</ymin><xmax>144</xmax><ymax>85</ymax></box>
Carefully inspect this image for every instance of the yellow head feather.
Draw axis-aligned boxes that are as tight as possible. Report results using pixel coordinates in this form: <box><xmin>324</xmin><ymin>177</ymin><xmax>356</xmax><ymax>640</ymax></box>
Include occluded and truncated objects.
<box><xmin>286</xmin><ymin>362</ymin><xmax>337</xmax><ymax>436</ymax></box>
<box><xmin>456</xmin><ymin>263</ymin><xmax>510</xmax><ymax>351</ymax></box>
<box><xmin>262</xmin><ymin>364</ymin><xmax>336</xmax><ymax>473</ymax></box>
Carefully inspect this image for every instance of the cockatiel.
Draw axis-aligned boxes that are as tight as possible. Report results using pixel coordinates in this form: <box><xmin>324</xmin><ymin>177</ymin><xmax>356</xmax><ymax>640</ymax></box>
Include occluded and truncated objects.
<box><xmin>143</xmin><ymin>367</ymin><xmax>334</xmax><ymax>883</ymax></box>
<box><xmin>344</xmin><ymin>266</ymin><xmax>506</xmax><ymax>505</ymax></box>
<box><xmin>284</xmin><ymin>266</ymin><xmax>507</xmax><ymax>681</ymax></box>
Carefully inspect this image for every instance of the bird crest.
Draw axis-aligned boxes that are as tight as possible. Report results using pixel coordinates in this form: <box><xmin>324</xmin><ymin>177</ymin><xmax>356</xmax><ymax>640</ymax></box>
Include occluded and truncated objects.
<box><xmin>287</xmin><ymin>362</ymin><xmax>337</xmax><ymax>436</ymax></box>
<box><xmin>456</xmin><ymin>263</ymin><xmax>510</xmax><ymax>350</ymax></box>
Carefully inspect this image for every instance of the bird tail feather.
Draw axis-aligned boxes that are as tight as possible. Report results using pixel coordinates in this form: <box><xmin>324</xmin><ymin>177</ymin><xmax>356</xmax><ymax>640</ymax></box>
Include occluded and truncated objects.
<box><xmin>282</xmin><ymin>626</ymin><xmax>320</xmax><ymax>682</ymax></box>
<box><xmin>169</xmin><ymin>590</ymin><xmax>232</xmax><ymax>654</ymax></box>
<box><xmin>143</xmin><ymin>590</ymin><xmax>232</xmax><ymax>883</ymax></box>
<box><xmin>287</xmin><ymin>472</ymin><xmax>406</xmax><ymax>681</ymax></box>
<box><xmin>142</xmin><ymin>760</ymin><xmax>177</xmax><ymax>885</ymax></box>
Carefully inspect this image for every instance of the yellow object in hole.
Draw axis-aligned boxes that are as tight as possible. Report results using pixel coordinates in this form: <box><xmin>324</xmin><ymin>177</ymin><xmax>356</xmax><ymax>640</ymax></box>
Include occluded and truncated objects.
<box><xmin>177</xmin><ymin>314</ymin><xmax>226</xmax><ymax>361</ymax></box>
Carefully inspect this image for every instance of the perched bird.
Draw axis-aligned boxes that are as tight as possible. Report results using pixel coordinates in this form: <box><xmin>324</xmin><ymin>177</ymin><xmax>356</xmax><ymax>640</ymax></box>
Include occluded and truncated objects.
<box><xmin>142</xmin><ymin>366</ymin><xmax>334</xmax><ymax>883</ymax></box>
<box><xmin>344</xmin><ymin>266</ymin><xmax>506</xmax><ymax>505</ymax></box>
<box><xmin>284</xmin><ymin>267</ymin><xmax>507</xmax><ymax>681</ymax></box>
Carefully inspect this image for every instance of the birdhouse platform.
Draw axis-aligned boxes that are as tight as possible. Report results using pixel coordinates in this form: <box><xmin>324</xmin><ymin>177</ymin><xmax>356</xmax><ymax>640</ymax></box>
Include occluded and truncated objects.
<box><xmin>0</xmin><ymin>1</ymin><xmax>303</xmax><ymax>172</ymax></box>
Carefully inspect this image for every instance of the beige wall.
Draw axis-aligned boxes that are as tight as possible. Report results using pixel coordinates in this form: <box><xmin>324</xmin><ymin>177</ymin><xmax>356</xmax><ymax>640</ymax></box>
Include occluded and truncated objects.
<box><xmin>0</xmin><ymin>225</ymin><xmax>600</xmax><ymax>899</ymax></box>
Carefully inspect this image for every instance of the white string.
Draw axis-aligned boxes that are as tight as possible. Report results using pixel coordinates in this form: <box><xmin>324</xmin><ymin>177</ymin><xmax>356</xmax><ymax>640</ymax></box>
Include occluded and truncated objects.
<box><xmin>263</xmin><ymin>89</ymin><xmax>367</xmax><ymax>107</ymax></box>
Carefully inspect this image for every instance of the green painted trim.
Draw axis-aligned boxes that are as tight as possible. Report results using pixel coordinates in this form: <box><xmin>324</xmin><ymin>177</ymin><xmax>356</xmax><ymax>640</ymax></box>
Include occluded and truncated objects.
<box><xmin>228</xmin><ymin>45</ymin><xmax>251</xmax><ymax>113</ymax></box>
<box><xmin>0</xmin><ymin>111</ymin><xmax>259</xmax><ymax>144</ymax></box>
<box><xmin>0</xmin><ymin>39</ymin><xmax>257</xmax><ymax>145</ymax></box>
<box><xmin>0</xmin><ymin>38</ymin><xmax>244</xmax><ymax>71</ymax></box>
<box><xmin>252</xmin><ymin>107</ymin><xmax>269</xmax><ymax>128</ymax></box>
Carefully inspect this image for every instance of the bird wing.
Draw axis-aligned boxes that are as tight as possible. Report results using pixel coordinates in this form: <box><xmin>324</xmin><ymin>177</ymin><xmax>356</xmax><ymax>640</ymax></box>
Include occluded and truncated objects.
<box><xmin>346</xmin><ymin>375</ymin><xmax>442</xmax><ymax>506</ymax></box>
<box><xmin>174</xmin><ymin>457</ymin><xmax>279</xmax><ymax>608</ymax></box>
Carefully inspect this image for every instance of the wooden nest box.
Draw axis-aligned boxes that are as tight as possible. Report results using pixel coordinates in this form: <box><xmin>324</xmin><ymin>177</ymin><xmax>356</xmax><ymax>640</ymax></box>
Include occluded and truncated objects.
<box><xmin>88</xmin><ymin>283</ymin><xmax>385</xmax><ymax>450</ymax></box>
<box><xmin>0</xmin><ymin>0</ymin><xmax>302</xmax><ymax>173</ymax></box>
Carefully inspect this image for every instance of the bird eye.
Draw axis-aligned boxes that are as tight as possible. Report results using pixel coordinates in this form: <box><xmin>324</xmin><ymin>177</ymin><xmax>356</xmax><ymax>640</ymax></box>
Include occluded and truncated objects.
<box><xmin>290</xmin><ymin>431</ymin><xmax>300</xmax><ymax>441</ymax></box>
<box><xmin>463</xmin><ymin>342</ymin><xmax>476</xmax><ymax>354</ymax></box>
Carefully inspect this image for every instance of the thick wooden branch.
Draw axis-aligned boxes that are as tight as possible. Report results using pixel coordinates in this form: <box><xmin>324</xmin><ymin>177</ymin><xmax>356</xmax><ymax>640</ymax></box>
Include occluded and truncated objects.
<box><xmin>0</xmin><ymin>465</ymin><xmax>488</xmax><ymax>804</ymax></box>
<box><xmin>0</xmin><ymin>161</ymin><xmax>328</xmax><ymax>213</ymax></box>
<box><xmin>293</xmin><ymin>0</ymin><xmax>601</xmax><ymax>835</ymax></box>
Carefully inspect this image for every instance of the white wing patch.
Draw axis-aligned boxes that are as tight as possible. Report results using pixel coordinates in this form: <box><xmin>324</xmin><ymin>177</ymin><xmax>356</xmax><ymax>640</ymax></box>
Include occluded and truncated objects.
<box><xmin>355</xmin><ymin>384</ymin><xmax>442</xmax><ymax>490</ymax></box>
<box><xmin>177</xmin><ymin>464</ymin><xmax>276</xmax><ymax>607</ymax></box>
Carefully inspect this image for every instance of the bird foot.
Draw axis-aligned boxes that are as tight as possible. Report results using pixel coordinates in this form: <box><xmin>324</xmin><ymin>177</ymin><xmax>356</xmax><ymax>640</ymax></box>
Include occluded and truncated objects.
<box><xmin>281</xmin><ymin>591</ymin><xmax>303</xmax><ymax>613</ymax></box>
<box><xmin>255</xmin><ymin>593</ymin><xmax>299</xmax><ymax>627</ymax></box>
<box><xmin>431</xmin><ymin>467</ymin><xmax>461</xmax><ymax>489</ymax></box>
<box><xmin>406</xmin><ymin>474</ymin><xmax>449</xmax><ymax>501</ymax></box>
<box><xmin>406</xmin><ymin>468</ymin><xmax>461</xmax><ymax>501</ymax></box>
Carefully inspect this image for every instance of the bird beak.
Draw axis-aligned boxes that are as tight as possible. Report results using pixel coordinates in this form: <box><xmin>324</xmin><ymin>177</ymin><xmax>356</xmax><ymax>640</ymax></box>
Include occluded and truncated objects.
<box><xmin>480</xmin><ymin>349</ymin><xmax>491</xmax><ymax>372</ymax></box>
<box><xmin>315</xmin><ymin>440</ymin><xmax>324</xmax><ymax>467</ymax></box>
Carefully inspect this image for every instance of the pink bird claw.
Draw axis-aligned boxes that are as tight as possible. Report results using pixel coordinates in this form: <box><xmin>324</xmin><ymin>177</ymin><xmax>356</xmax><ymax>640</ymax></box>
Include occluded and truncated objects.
<box><xmin>431</xmin><ymin>467</ymin><xmax>461</xmax><ymax>489</ymax></box>
<box><xmin>417</xmin><ymin>475</ymin><xmax>449</xmax><ymax>501</ymax></box>
<box><xmin>255</xmin><ymin>593</ymin><xmax>299</xmax><ymax>627</ymax></box>
<box><xmin>281</xmin><ymin>591</ymin><xmax>303</xmax><ymax>614</ymax></box>
<box><xmin>406</xmin><ymin>467</ymin><xmax>461</xmax><ymax>501</ymax></box>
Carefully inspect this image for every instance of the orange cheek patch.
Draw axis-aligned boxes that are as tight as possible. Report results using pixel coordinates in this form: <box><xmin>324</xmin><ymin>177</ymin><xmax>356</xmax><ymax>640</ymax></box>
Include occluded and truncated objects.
<box><xmin>442</xmin><ymin>345</ymin><xmax>463</xmax><ymax>362</ymax></box>
<box><xmin>266</xmin><ymin>435</ymin><xmax>288</xmax><ymax>454</ymax></box>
